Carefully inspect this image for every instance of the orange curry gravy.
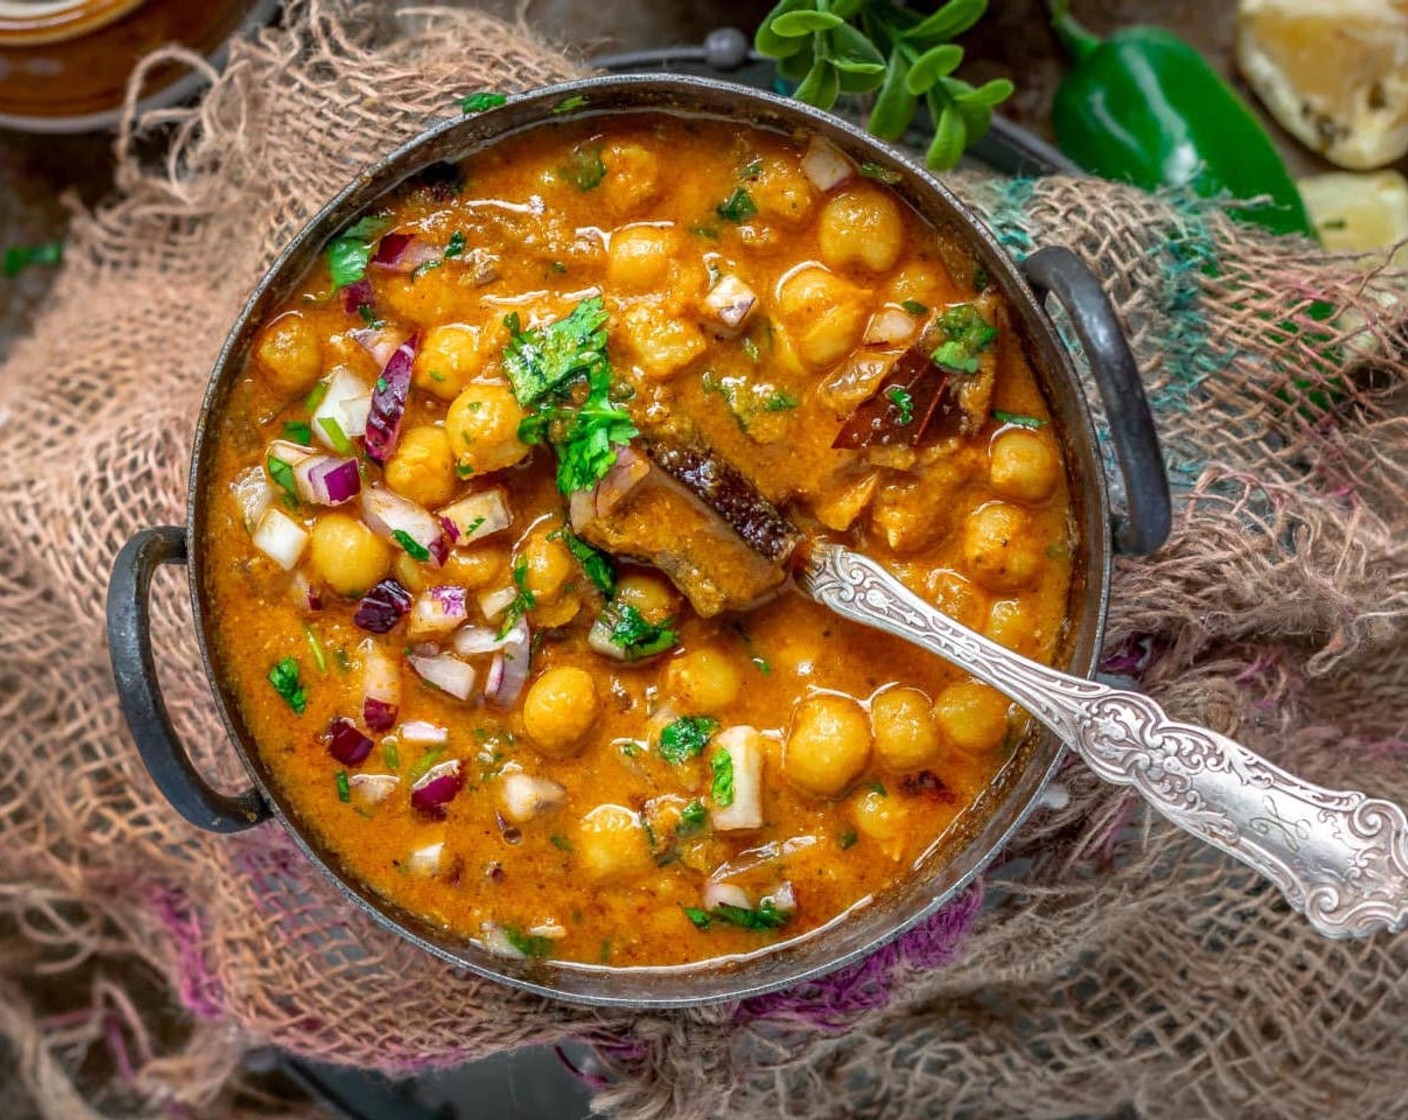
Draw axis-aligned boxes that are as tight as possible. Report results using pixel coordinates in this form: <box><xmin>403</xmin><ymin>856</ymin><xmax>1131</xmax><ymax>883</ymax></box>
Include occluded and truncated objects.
<box><xmin>204</xmin><ymin>113</ymin><xmax>1075</xmax><ymax>968</ymax></box>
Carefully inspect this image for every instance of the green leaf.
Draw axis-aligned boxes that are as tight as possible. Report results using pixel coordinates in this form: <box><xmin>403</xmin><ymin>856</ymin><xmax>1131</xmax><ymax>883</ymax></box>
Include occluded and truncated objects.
<box><xmin>460</xmin><ymin>91</ymin><xmax>507</xmax><ymax>113</ymax></box>
<box><xmin>952</xmin><ymin>100</ymin><xmax>993</xmax><ymax>146</ymax></box>
<box><xmin>501</xmin><ymin>296</ymin><xmax>610</xmax><ymax>406</ymax></box>
<box><xmin>933</xmin><ymin>341</ymin><xmax>979</xmax><ymax>372</ymax></box>
<box><xmin>905</xmin><ymin>44</ymin><xmax>963</xmax><ymax>93</ymax></box>
<box><xmin>335</xmin><ymin>770</ymin><xmax>350</xmax><ymax>802</ymax></box>
<box><xmin>868</xmin><ymin>49</ymin><xmax>918</xmax><ymax>141</ymax></box>
<box><xmin>776</xmin><ymin>43</ymin><xmax>817</xmax><ymax>81</ymax></box>
<box><xmin>826</xmin><ymin>22</ymin><xmax>885</xmax><ymax>73</ymax></box>
<box><xmin>954</xmin><ymin>76</ymin><xmax>1014</xmax><ymax>109</ymax></box>
<box><xmin>596</xmin><ymin>601</ymin><xmax>678</xmax><ymax>660</ymax></box>
<box><xmin>992</xmin><ymin>411</ymin><xmax>1047</xmax><ymax>428</ymax></box>
<box><xmin>2</xmin><ymin>241</ymin><xmax>62</xmax><ymax>277</ymax></box>
<box><xmin>926</xmin><ymin>99</ymin><xmax>968</xmax><ymax>171</ymax></box>
<box><xmin>901</xmin><ymin>299</ymin><xmax>929</xmax><ymax>315</ymax></box>
<box><xmin>498</xmin><ymin>556</ymin><xmax>537</xmax><ymax>638</ymax></box>
<box><xmin>658</xmin><ymin>716</ymin><xmax>719</xmax><ymax>765</ymax></box>
<box><xmin>503</xmin><ymin>926</ymin><xmax>554</xmax><ymax>959</ymax></box>
<box><xmin>711</xmin><ymin>900</ymin><xmax>790</xmax><ymax>931</ymax></box>
<box><xmin>715</xmin><ymin>187</ymin><xmax>758</xmax><ymax>224</ymax></box>
<box><xmin>836</xmin><ymin>65</ymin><xmax>888</xmax><ymax>94</ymax></box>
<box><xmin>391</xmin><ymin>529</ymin><xmax>430</xmax><ymax>562</ymax></box>
<box><xmin>326</xmin><ymin>235</ymin><xmax>373</xmax><ymax>290</ymax></box>
<box><xmin>557</xmin><ymin>144</ymin><xmax>607</xmax><ymax>192</ymax></box>
<box><xmin>552</xmin><ymin>94</ymin><xmax>588</xmax><ymax>114</ymax></box>
<box><xmin>795</xmin><ymin>58</ymin><xmax>841</xmax><ymax>110</ymax></box>
<box><xmin>267</xmin><ymin>657</ymin><xmax>307</xmax><ymax>715</ymax></box>
<box><xmin>901</xmin><ymin>0</ymin><xmax>988</xmax><ymax>44</ymax></box>
<box><xmin>755</xmin><ymin>0</ymin><xmax>813</xmax><ymax>57</ymax></box>
<box><xmin>562</xmin><ymin>530</ymin><xmax>616</xmax><ymax>596</ymax></box>
<box><xmin>282</xmin><ymin>420</ymin><xmax>313</xmax><ymax>446</ymax></box>
<box><xmin>710</xmin><ymin>748</ymin><xmax>735</xmax><ymax>808</ymax></box>
<box><xmin>445</xmin><ymin>230</ymin><xmax>466</xmax><ymax>258</ymax></box>
<box><xmin>266</xmin><ymin>455</ymin><xmax>299</xmax><ymax>508</ymax></box>
<box><xmin>857</xmin><ymin>161</ymin><xmax>902</xmax><ymax>184</ymax></box>
<box><xmin>304</xmin><ymin>625</ymin><xmax>327</xmax><ymax>672</ymax></box>
<box><xmin>763</xmin><ymin>390</ymin><xmax>799</xmax><ymax>412</ymax></box>
<box><xmin>828</xmin><ymin>0</ymin><xmax>866</xmax><ymax>18</ymax></box>
<box><xmin>318</xmin><ymin>416</ymin><xmax>352</xmax><ymax>454</ymax></box>
<box><xmin>770</xmin><ymin>10</ymin><xmax>844</xmax><ymax>35</ymax></box>
<box><xmin>681</xmin><ymin>905</ymin><xmax>713</xmax><ymax>930</ymax></box>
<box><xmin>678</xmin><ymin>799</ymin><xmax>708</xmax><ymax>837</ymax></box>
<box><xmin>550</xmin><ymin>834</ymin><xmax>573</xmax><ymax>851</ymax></box>
<box><xmin>885</xmin><ymin>385</ymin><xmax>915</xmax><ymax>425</ymax></box>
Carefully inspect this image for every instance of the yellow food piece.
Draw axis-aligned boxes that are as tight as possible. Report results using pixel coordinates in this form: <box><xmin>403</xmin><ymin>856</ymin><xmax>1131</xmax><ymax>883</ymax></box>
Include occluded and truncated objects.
<box><xmin>1298</xmin><ymin>169</ymin><xmax>1408</xmax><ymax>262</ymax></box>
<box><xmin>309</xmin><ymin>513</ymin><xmax>391</xmax><ymax>596</ymax></box>
<box><xmin>412</xmin><ymin>324</ymin><xmax>487</xmax><ymax>400</ymax></box>
<box><xmin>445</xmin><ymin>381</ymin><xmax>530</xmax><ymax>475</ymax></box>
<box><xmin>871</xmin><ymin>687</ymin><xmax>942</xmax><ymax>772</ymax></box>
<box><xmin>817</xmin><ymin>184</ymin><xmax>905</xmax><ymax>273</ymax></box>
<box><xmin>784</xmin><ymin>694</ymin><xmax>872</xmax><ymax>798</ymax></box>
<box><xmin>616</xmin><ymin>301</ymin><xmax>707</xmax><ymax>379</ymax></box>
<box><xmin>988</xmin><ymin>429</ymin><xmax>1061</xmax><ymax>503</ymax></box>
<box><xmin>576</xmin><ymin>804</ymin><xmax>655</xmax><ymax>881</ymax></box>
<box><xmin>774</xmin><ymin>266</ymin><xmax>869</xmax><ymax>368</ymax></box>
<box><xmin>852</xmin><ymin>788</ymin><xmax>907</xmax><ymax>859</ymax></box>
<box><xmin>523</xmin><ymin>666</ymin><xmax>599</xmax><ymax>757</ymax></box>
<box><xmin>614</xmin><ymin>572</ymin><xmax>680</xmax><ymax>623</ymax></box>
<box><xmin>607</xmin><ymin>225</ymin><xmax>679</xmax><ymax>292</ymax></box>
<box><xmin>254</xmin><ymin>312</ymin><xmax>323</xmax><ymax>397</ymax></box>
<box><xmin>664</xmin><ymin>647</ymin><xmax>741</xmax><ymax>711</ymax></box>
<box><xmin>933</xmin><ymin>680</ymin><xmax>1011</xmax><ymax>755</ymax></box>
<box><xmin>1237</xmin><ymin>0</ymin><xmax>1408</xmax><ymax>170</ymax></box>
<box><xmin>520</xmin><ymin>529</ymin><xmax>574</xmax><ymax>604</ymax></box>
<box><xmin>384</xmin><ymin>425</ymin><xmax>457</xmax><ymax>507</ymax></box>
<box><xmin>962</xmin><ymin>502</ymin><xmax>1043</xmax><ymax>592</ymax></box>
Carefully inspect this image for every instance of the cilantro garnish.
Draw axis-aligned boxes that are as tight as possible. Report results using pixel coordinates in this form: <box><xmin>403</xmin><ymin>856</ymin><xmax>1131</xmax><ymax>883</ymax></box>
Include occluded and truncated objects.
<box><xmin>858</xmin><ymin>161</ymin><xmax>902</xmax><ymax>184</ymax></box>
<box><xmin>557</xmin><ymin>144</ymin><xmax>606</xmax><ymax>192</ymax></box>
<box><xmin>681</xmin><ymin>906</ymin><xmax>712</xmax><ymax>930</ymax></box>
<box><xmin>503</xmin><ymin>925</ymin><xmax>554</xmax><ymax>959</ymax></box>
<box><xmin>266</xmin><ymin>455</ymin><xmax>299</xmax><ymax>508</ymax></box>
<box><xmin>325</xmin><ymin>215</ymin><xmax>388</xmax><ymax>290</ymax></box>
<box><xmin>460</xmin><ymin>91</ymin><xmax>506</xmax><ymax>113</ymax></box>
<box><xmin>752</xmin><ymin>656</ymin><xmax>771</xmax><ymax>675</ymax></box>
<box><xmin>598</xmin><ymin>601</ymin><xmax>678</xmax><ymax>660</ymax></box>
<box><xmin>562</xmin><ymin>530</ymin><xmax>615</xmax><ymax>597</ymax></box>
<box><xmin>498</xmin><ymin>556</ymin><xmax>536</xmax><ymax>638</ymax></box>
<box><xmin>885</xmin><ymin>385</ymin><xmax>915</xmax><ymax>425</ymax></box>
<box><xmin>550</xmin><ymin>834</ymin><xmax>573</xmax><ymax>851</ymax></box>
<box><xmin>715</xmin><ymin>187</ymin><xmax>758</xmax><ymax>224</ymax></box>
<box><xmin>408</xmin><ymin>746</ymin><xmax>444</xmax><ymax>781</ymax></box>
<box><xmin>710</xmin><ymin>748</ymin><xmax>735</xmax><ymax>808</ymax></box>
<box><xmin>992</xmin><ymin>411</ymin><xmax>1047</xmax><ymax>429</ymax></box>
<box><xmin>283</xmin><ymin>420</ymin><xmax>313</xmax><ymax>445</ymax></box>
<box><xmin>901</xmin><ymin>299</ymin><xmax>929</xmax><ymax>316</ymax></box>
<box><xmin>658</xmin><ymin>716</ymin><xmax>719</xmax><ymax>765</ymax></box>
<box><xmin>552</xmin><ymin>94</ymin><xmax>588</xmax><ymax>114</ymax></box>
<box><xmin>712</xmin><ymin>900</ymin><xmax>789</xmax><ymax>931</ymax></box>
<box><xmin>335</xmin><ymin>770</ymin><xmax>350</xmax><ymax>802</ymax></box>
<box><xmin>762</xmin><ymin>390</ymin><xmax>799</xmax><ymax>412</ymax></box>
<box><xmin>391</xmin><ymin>530</ymin><xmax>430</xmax><ymax>562</ymax></box>
<box><xmin>357</xmin><ymin>303</ymin><xmax>379</xmax><ymax>326</ymax></box>
<box><xmin>318</xmin><ymin>416</ymin><xmax>352</xmax><ymax>453</ymax></box>
<box><xmin>742</xmin><ymin>336</ymin><xmax>761</xmax><ymax>363</ymax></box>
<box><xmin>267</xmin><ymin>657</ymin><xmax>307</xmax><ymax>715</ymax></box>
<box><xmin>445</xmin><ymin>231</ymin><xmax>466</xmax><ymax>258</ymax></box>
<box><xmin>2</xmin><ymin>241</ymin><xmax>62</xmax><ymax>277</ymax></box>
<box><xmin>931</xmin><ymin>303</ymin><xmax>997</xmax><ymax>373</ymax></box>
<box><xmin>678</xmin><ymin>799</ymin><xmax>708</xmax><ymax>837</ymax></box>
<box><xmin>502</xmin><ymin>296</ymin><xmax>610</xmax><ymax>406</ymax></box>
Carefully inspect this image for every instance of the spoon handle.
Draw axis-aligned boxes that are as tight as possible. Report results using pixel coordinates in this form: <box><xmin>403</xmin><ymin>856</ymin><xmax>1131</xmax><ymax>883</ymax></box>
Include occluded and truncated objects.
<box><xmin>800</xmin><ymin>542</ymin><xmax>1408</xmax><ymax>939</ymax></box>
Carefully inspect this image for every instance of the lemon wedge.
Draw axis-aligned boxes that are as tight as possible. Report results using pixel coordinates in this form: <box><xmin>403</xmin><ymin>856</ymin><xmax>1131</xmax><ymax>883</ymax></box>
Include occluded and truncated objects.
<box><xmin>1298</xmin><ymin>170</ymin><xmax>1408</xmax><ymax>262</ymax></box>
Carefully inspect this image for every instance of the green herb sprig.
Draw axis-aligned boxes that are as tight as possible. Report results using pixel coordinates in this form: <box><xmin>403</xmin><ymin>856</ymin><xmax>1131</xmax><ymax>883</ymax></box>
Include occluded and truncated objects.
<box><xmin>755</xmin><ymin>0</ymin><xmax>1013</xmax><ymax>171</ymax></box>
<box><xmin>658</xmin><ymin>716</ymin><xmax>720</xmax><ymax>765</ymax></box>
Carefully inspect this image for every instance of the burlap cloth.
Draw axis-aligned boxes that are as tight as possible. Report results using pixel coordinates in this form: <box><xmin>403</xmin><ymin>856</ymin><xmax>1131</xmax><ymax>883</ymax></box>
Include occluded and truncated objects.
<box><xmin>3</xmin><ymin>3</ymin><xmax>1407</xmax><ymax>1117</ymax></box>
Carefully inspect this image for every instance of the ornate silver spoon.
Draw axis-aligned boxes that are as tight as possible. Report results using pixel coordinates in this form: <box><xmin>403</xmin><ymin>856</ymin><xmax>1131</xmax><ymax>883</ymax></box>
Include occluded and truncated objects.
<box><xmin>798</xmin><ymin>540</ymin><xmax>1408</xmax><ymax>940</ymax></box>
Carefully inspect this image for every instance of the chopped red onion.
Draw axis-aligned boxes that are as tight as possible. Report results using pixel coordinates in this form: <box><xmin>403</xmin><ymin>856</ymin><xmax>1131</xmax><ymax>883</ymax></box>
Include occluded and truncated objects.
<box><xmin>266</xmin><ymin>438</ymin><xmax>314</xmax><ymax>467</ymax></box>
<box><xmin>407</xmin><ymin>586</ymin><xmax>469</xmax><ymax>641</ymax></box>
<box><xmin>485</xmin><ymin>618</ymin><xmax>530</xmax><ymax>710</ymax></box>
<box><xmin>371</xmin><ymin>232</ymin><xmax>442</xmax><ymax>274</ymax></box>
<box><xmin>347</xmin><ymin>327</ymin><xmax>406</xmax><ymax>369</ymax></box>
<box><xmin>364</xmin><ymin>337</ymin><xmax>417</xmax><ymax>464</ymax></box>
<box><xmin>361</xmin><ymin>699</ymin><xmax>395</xmax><ymax>733</ymax></box>
<box><xmin>801</xmin><ymin>134</ymin><xmax>855</xmax><ymax>192</ymax></box>
<box><xmin>251</xmin><ymin>509</ymin><xmax>308</xmax><ymax>571</ymax></box>
<box><xmin>362</xmin><ymin>646</ymin><xmax>400</xmax><ymax>731</ymax></box>
<box><xmin>342</xmin><ymin>278</ymin><xmax>373</xmax><ymax>314</ymax></box>
<box><xmin>407</xmin><ymin>652</ymin><xmax>475</xmax><ymax>700</ymax></box>
<box><xmin>477</xmin><ymin>585</ymin><xmax>516</xmax><ymax>623</ymax></box>
<box><xmin>410</xmin><ymin>759</ymin><xmax>464</xmax><ymax>818</ymax></box>
<box><xmin>371</xmin><ymin>231</ymin><xmax>413</xmax><ymax>267</ymax></box>
<box><xmin>398</xmin><ymin>720</ymin><xmax>448</xmax><ymax>746</ymax></box>
<box><xmin>293</xmin><ymin>456</ymin><xmax>361</xmax><ymax>506</ymax></box>
<box><xmin>437</xmin><ymin>489</ymin><xmax>512</xmax><ymax>545</ymax></box>
<box><xmin>702</xmin><ymin>275</ymin><xmax>758</xmax><ymax>338</ymax></box>
<box><xmin>327</xmin><ymin>717</ymin><xmax>374</xmax><ymax>766</ymax></box>
<box><xmin>439</xmin><ymin>516</ymin><xmax>460</xmax><ymax>544</ymax></box>
<box><xmin>451</xmin><ymin>624</ymin><xmax>505</xmax><ymax>656</ymax></box>
<box><xmin>361</xmin><ymin>487</ymin><xmax>443</xmax><ymax>560</ymax></box>
<box><xmin>312</xmin><ymin>367</ymin><xmax>373</xmax><ymax>444</ymax></box>
<box><xmin>353</xmin><ymin>578</ymin><xmax>413</xmax><ymax>633</ymax></box>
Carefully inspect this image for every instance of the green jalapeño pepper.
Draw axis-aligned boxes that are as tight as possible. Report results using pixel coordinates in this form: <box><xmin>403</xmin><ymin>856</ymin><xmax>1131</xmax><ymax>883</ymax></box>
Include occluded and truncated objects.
<box><xmin>1049</xmin><ymin>2</ymin><xmax>1314</xmax><ymax>239</ymax></box>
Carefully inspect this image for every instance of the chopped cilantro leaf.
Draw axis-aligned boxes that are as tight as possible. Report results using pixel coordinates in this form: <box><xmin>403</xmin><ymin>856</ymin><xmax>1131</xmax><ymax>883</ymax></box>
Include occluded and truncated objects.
<box><xmin>460</xmin><ymin>91</ymin><xmax>507</xmax><ymax>113</ymax></box>
<box><xmin>658</xmin><ymin>716</ymin><xmax>719</xmax><ymax>765</ymax></box>
<box><xmin>740</xmin><ymin>157</ymin><xmax>763</xmax><ymax>180</ymax></box>
<box><xmin>327</xmin><ymin>234</ymin><xmax>373</xmax><ymax>290</ymax></box>
<box><xmin>357</xmin><ymin>303</ymin><xmax>379</xmax><ymax>326</ymax></box>
<box><xmin>678</xmin><ymin>799</ymin><xmax>708</xmax><ymax>837</ymax></box>
<box><xmin>266</xmin><ymin>455</ymin><xmax>299</xmax><ymax>508</ymax></box>
<box><xmin>335</xmin><ymin>770</ymin><xmax>350</xmax><ymax>802</ymax></box>
<box><xmin>498</xmin><ymin>556</ymin><xmax>537</xmax><ymax>638</ymax></box>
<box><xmin>858</xmin><ymin>161</ymin><xmax>902</xmax><ymax>184</ymax></box>
<box><xmin>550</xmin><ymin>834</ymin><xmax>573</xmax><ymax>851</ymax></box>
<box><xmin>551</xmin><ymin>260</ymin><xmax>568</xmax><ymax>274</ymax></box>
<box><xmin>445</xmin><ymin>230</ymin><xmax>466</xmax><ymax>258</ymax></box>
<box><xmin>838</xmin><ymin>828</ymin><xmax>858</xmax><ymax>850</ymax></box>
<box><xmin>885</xmin><ymin>385</ymin><xmax>915</xmax><ymax>425</ymax></box>
<box><xmin>391</xmin><ymin>530</ymin><xmax>430</xmax><ymax>562</ymax></box>
<box><xmin>973</xmin><ymin>265</ymin><xmax>990</xmax><ymax>290</ymax></box>
<box><xmin>742</xmin><ymin>336</ymin><xmax>761</xmax><ymax>363</ymax></box>
<box><xmin>412</xmin><ymin>258</ymin><xmax>442</xmax><ymax>280</ymax></box>
<box><xmin>710</xmin><ymin>748</ymin><xmax>735</xmax><ymax>808</ymax></box>
<box><xmin>716</xmin><ymin>187</ymin><xmax>758</xmax><ymax>224</ymax></box>
<box><xmin>931</xmin><ymin>303</ymin><xmax>997</xmax><ymax>373</ymax></box>
<box><xmin>991</xmin><ymin>411</ymin><xmax>1047</xmax><ymax>428</ymax></box>
<box><xmin>599</xmin><ymin>602</ymin><xmax>678</xmax><ymax>660</ymax></box>
<box><xmin>267</xmin><ymin>657</ymin><xmax>306</xmax><ymax>715</ymax></box>
<box><xmin>751</xmin><ymin>656</ymin><xmax>771</xmax><ymax>675</ymax></box>
<box><xmin>763</xmin><ymin>390</ymin><xmax>799</xmax><ymax>412</ymax></box>
<box><xmin>283</xmin><ymin>420</ymin><xmax>313</xmax><ymax>445</ymax></box>
<box><xmin>334</xmin><ymin>648</ymin><xmax>352</xmax><ymax>673</ymax></box>
<box><xmin>552</xmin><ymin>94</ymin><xmax>588</xmax><ymax>114</ymax></box>
<box><xmin>502</xmin><ymin>296</ymin><xmax>610</xmax><ymax>407</ymax></box>
<box><xmin>2</xmin><ymin>241</ymin><xmax>62</xmax><ymax>277</ymax></box>
<box><xmin>455</xmin><ymin>462</ymin><xmax>475</xmax><ymax>479</ymax></box>
<box><xmin>681</xmin><ymin>906</ymin><xmax>713</xmax><ymax>930</ymax></box>
<box><xmin>408</xmin><ymin>746</ymin><xmax>444</xmax><ymax>781</ymax></box>
<box><xmin>503</xmin><ymin>926</ymin><xmax>554</xmax><ymax>959</ymax></box>
<box><xmin>562</xmin><ymin>530</ymin><xmax>615</xmax><ymax>596</ymax></box>
<box><xmin>318</xmin><ymin>416</ymin><xmax>352</xmax><ymax>453</ymax></box>
<box><xmin>932</xmin><ymin>341</ymin><xmax>979</xmax><ymax>373</ymax></box>
<box><xmin>712</xmin><ymin>900</ymin><xmax>789</xmax><ymax>931</ymax></box>
<box><xmin>866</xmin><ymin>780</ymin><xmax>887</xmax><ymax>797</ymax></box>
<box><xmin>901</xmin><ymin>299</ymin><xmax>929</xmax><ymax>316</ymax></box>
<box><xmin>557</xmin><ymin>144</ymin><xmax>606</xmax><ymax>192</ymax></box>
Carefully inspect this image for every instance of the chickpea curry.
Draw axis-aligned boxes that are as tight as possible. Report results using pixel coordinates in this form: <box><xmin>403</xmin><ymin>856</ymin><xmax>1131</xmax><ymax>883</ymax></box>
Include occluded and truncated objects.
<box><xmin>205</xmin><ymin>111</ymin><xmax>1075</xmax><ymax>968</ymax></box>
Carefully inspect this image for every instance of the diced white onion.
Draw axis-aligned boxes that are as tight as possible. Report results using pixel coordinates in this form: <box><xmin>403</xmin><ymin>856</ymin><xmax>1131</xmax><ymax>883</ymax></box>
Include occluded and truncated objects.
<box><xmin>407</xmin><ymin>586</ymin><xmax>469</xmax><ymax>641</ymax></box>
<box><xmin>702</xmin><ymin>880</ymin><xmax>751</xmax><ymax>911</ymax></box>
<box><xmin>702</xmin><ymin>274</ymin><xmax>758</xmax><ymax>338</ymax></box>
<box><xmin>478</xmin><ymin>585</ymin><xmax>516</xmax><ymax>622</ymax></box>
<box><xmin>438</xmin><ymin>489</ymin><xmax>512</xmax><ymax>545</ymax></box>
<box><xmin>361</xmin><ymin>486</ymin><xmax>442</xmax><ymax>552</ymax></box>
<box><xmin>763</xmin><ymin>880</ymin><xmax>797</xmax><ymax>914</ymax></box>
<box><xmin>452</xmin><ymin>624</ymin><xmax>506</xmax><ymax>656</ymax></box>
<box><xmin>398</xmin><ymin>720</ymin><xmax>448</xmax><ymax>746</ymax></box>
<box><xmin>801</xmin><ymin>134</ymin><xmax>855</xmax><ymax>192</ymax></box>
<box><xmin>265</xmin><ymin>438</ymin><xmax>315</xmax><ymax>467</ymax></box>
<box><xmin>407</xmin><ymin>652</ymin><xmax>475</xmax><ymax>700</ymax></box>
<box><xmin>230</xmin><ymin>466</ymin><xmax>273</xmax><ymax>532</ymax></box>
<box><xmin>480</xmin><ymin>922</ymin><xmax>525</xmax><ymax>959</ymax></box>
<box><xmin>349</xmin><ymin>773</ymin><xmax>399</xmax><ymax>807</ymax></box>
<box><xmin>407</xmin><ymin>841</ymin><xmax>443</xmax><ymax>877</ymax></box>
<box><xmin>710</xmin><ymin>725</ymin><xmax>765</xmax><ymax>832</ymax></box>
<box><xmin>526</xmin><ymin>921</ymin><xmax>567</xmax><ymax>941</ymax></box>
<box><xmin>500</xmin><ymin>771</ymin><xmax>566</xmax><ymax>824</ymax></box>
<box><xmin>312</xmin><ymin>366</ymin><xmax>373</xmax><ymax>444</ymax></box>
<box><xmin>251</xmin><ymin>508</ymin><xmax>308</xmax><ymax>571</ymax></box>
<box><xmin>864</xmin><ymin>306</ymin><xmax>919</xmax><ymax>347</ymax></box>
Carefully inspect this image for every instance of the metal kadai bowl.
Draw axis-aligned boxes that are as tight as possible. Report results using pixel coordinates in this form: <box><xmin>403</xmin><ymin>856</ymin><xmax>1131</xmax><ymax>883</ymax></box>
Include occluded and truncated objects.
<box><xmin>105</xmin><ymin>74</ymin><xmax>1172</xmax><ymax>1008</ymax></box>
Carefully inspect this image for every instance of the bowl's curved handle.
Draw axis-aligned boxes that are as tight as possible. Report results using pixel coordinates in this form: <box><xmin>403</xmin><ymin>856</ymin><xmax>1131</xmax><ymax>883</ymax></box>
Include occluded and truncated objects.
<box><xmin>106</xmin><ymin>526</ymin><xmax>270</xmax><ymax>833</ymax></box>
<box><xmin>1020</xmin><ymin>245</ymin><xmax>1172</xmax><ymax>556</ymax></box>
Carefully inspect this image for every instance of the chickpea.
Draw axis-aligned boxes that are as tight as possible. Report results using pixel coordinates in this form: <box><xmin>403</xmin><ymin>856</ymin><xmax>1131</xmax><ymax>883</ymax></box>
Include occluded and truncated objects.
<box><xmin>607</xmin><ymin>226</ymin><xmax>679</xmax><ymax>292</ymax></box>
<box><xmin>749</xmin><ymin>161</ymin><xmax>814</xmax><ymax>226</ymax></box>
<box><xmin>254</xmin><ymin>313</ymin><xmax>322</xmax><ymax>397</ymax></box>
<box><xmin>533</xmin><ymin>594</ymin><xmax>581</xmax><ymax>629</ymax></box>
<box><xmin>445</xmin><ymin>382</ymin><xmax>529</xmax><ymax>475</ymax></box>
<box><xmin>576</xmin><ymin>804</ymin><xmax>656</xmax><ymax>882</ymax></box>
<box><xmin>614</xmin><ymin>571</ymin><xmax>679</xmax><ymax>623</ymax></box>
<box><xmin>784</xmin><ymin>694</ymin><xmax>872</xmax><ymax>798</ymax></box>
<box><xmin>962</xmin><ymin>502</ymin><xmax>1044</xmax><ymax>592</ymax></box>
<box><xmin>309</xmin><ymin>513</ymin><xmax>391</xmax><ymax>596</ymax></box>
<box><xmin>392</xmin><ymin>551</ymin><xmax>425</xmax><ymax>593</ymax></box>
<box><xmin>384</xmin><ymin>425</ymin><xmax>457</xmax><ymax>508</ymax></box>
<box><xmin>663</xmin><ymin>647</ymin><xmax>741</xmax><ymax>712</ymax></box>
<box><xmin>985</xmin><ymin>598</ymin><xmax>1036</xmax><ymax>656</ymax></box>
<box><xmin>616</xmin><ymin>301</ymin><xmax>707</xmax><ymax>380</ymax></box>
<box><xmin>852</xmin><ymin>788</ymin><xmax>907</xmax><ymax>859</ymax></box>
<box><xmin>440</xmin><ymin>548</ymin><xmax>506</xmax><ymax>590</ymax></box>
<box><xmin>871</xmin><ymin>687</ymin><xmax>942</xmax><ymax>772</ymax></box>
<box><xmin>774</xmin><ymin>266</ymin><xmax>868</xmax><ymax>369</ymax></box>
<box><xmin>523</xmin><ymin>666</ymin><xmax>599</xmax><ymax>757</ymax></box>
<box><xmin>520</xmin><ymin>530</ymin><xmax>574</xmax><ymax>604</ymax></box>
<box><xmin>925</xmin><ymin>569</ymin><xmax>988</xmax><ymax>631</ymax></box>
<box><xmin>934</xmin><ymin>679</ymin><xmax>1011</xmax><ymax>755</ymax></box>
<box><xmin>989</xmin><ymin>429</ymin><xmax>1060</xmax><ymax>503</ymax></box>
<box><xmin>817</xmin><ymin>185</ymin><xmax>905</xmax><ymax>273</ymax></box>
<box><xmin>600</xmin><ymin>142</ymin><xmax>661</xmax><ymax>216</ymax></box>
<box><xmin>885</xmin><ymin>260</ymin><xmax>954</xmax><ymax>307</ymax></box>
<box><xmin>412</xmin><ymin>324</ymin><xmax>486</xmax><ymax>400</ymax></box>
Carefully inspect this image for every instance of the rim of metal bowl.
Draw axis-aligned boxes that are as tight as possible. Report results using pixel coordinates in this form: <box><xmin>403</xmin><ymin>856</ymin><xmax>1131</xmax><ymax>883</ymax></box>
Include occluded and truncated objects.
<box><xmin>187</xmin><ymin>72</ymin><xmax>1110</xmax><ymax>1008</ymax></box>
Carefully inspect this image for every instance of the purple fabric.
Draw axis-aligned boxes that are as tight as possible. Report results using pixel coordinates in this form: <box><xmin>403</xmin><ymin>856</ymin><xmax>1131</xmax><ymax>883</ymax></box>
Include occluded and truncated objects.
<box><xmin>150</xmin><ymin>886</ymin><xmax>225</xmax><ymax>1022</ymax></box>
